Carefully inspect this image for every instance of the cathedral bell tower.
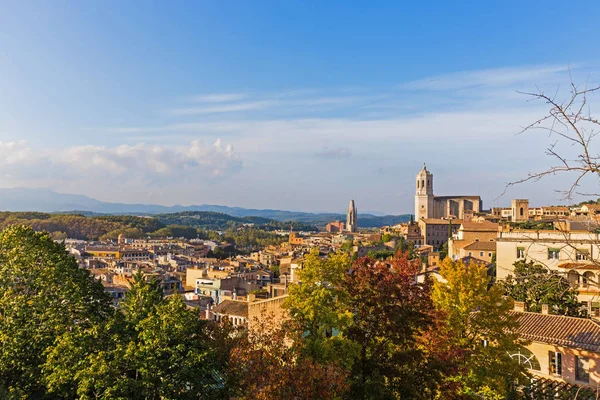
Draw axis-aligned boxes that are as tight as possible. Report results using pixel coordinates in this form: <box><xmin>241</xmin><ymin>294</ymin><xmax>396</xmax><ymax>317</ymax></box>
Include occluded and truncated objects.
<box><xmin>346</xmin><ymin>199</ymin><xmax>357</xmax><ymax>233</ymax></box>
<box><xmin>415</xmin><ymin>164</ymin><xmax>434</xmax><ymax>220</ymax></box>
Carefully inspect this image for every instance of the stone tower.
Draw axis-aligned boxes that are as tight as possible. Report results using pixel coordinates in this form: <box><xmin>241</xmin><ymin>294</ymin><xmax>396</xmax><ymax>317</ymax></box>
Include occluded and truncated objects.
<box><xmin>511</xmin><ymin>199</ymin><xmax>529</xmax><ymax>222</ymax></box>
<box><xmin>415</xmin><ymin>164</ymin><xmax>434</xmax><ymax>220</ymax></box>
<box><xmin>346</xmin><ymin>199</ymin><xmax>357</xmax><ymax>232</ymax></box>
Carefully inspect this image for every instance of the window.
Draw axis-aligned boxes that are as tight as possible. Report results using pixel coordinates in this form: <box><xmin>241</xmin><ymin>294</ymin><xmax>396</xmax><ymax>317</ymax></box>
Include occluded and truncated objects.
<box><xmin>468</xmin><ymin>252</ymin><xmax>472</xmax><ymax>257</ymax></box>
<box><xmin>520</xmin><ymin>207</ymin><xmax>524</xmax><ymax>216</ymax></box>
<box><xmin>509</xmin><ymin>347</ymin><xmax>541</xmax><ymax>371</ymax></box>
<box><xmin>548</xmin><ymin>248</ymin><xmax>560</xmax><ymax>260</ymax></box>
<box><xmin>576</xmin><ymin>356</ymin><xmax>590</xmax><ymax>383</ymax></box>
<box><xmin>480</xmin><ymin>252</ymin><xmax>484</xmax><ymax>257</ymax></box>
<box><xmin>517</xmin><ymin>247</ymin><xmax>525</xmax><ymax>258</ymax></box>
<box><xmin>576</xmin><ymin>250</ymin><xmax>589</xmax><ymax>261</ymax></box>
<box><xmin>583</xmin><ymin>271</ymin><xmax>595</xmax><ymax>287</ymax></box>
<box><xmin>549</xmin><ymin>351</ymin><xmax>562</xmax><ymax>375</ymax></box>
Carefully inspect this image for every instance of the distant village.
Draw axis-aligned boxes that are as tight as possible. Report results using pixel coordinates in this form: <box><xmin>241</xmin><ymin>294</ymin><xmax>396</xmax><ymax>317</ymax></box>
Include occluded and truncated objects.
<box><xmin>62</xmin><ymin>164</ymin><xmax>600</xmax><ymax>391</ymax></box>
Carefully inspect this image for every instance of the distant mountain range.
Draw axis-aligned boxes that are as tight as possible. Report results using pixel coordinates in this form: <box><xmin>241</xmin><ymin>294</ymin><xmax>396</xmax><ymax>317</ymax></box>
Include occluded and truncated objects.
<box><xmin>0</xmin><ymin>188</ymin><xmax>410</xmax><ymax>228</ymax></box>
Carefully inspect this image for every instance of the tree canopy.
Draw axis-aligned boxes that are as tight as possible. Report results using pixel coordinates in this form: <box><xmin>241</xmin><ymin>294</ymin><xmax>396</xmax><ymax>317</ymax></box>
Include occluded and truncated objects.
<box><xmin>503</xmin><ymin>260</ymin><xmax>583</xmax><ymax>317</ymax></box>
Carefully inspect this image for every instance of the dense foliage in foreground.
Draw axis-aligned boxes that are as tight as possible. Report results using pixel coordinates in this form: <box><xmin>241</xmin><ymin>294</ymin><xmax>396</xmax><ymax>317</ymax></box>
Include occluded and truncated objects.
<box><xmin>0</xmin><ymin>226</ymin><xmax>527</xmax><ymax>399</ymax></box>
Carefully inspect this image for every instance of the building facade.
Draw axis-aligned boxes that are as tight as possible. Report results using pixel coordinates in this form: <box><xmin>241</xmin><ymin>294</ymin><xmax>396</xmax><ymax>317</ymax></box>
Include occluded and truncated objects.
<box><xmin>415</xmin><ymin>164</ymin><xmax>482</xmax><ymax>220</ymax></box>
<box><xmin>496</xmin><ymin>230</ymin><xmax>600</xmax><ymax>315</ymax></box>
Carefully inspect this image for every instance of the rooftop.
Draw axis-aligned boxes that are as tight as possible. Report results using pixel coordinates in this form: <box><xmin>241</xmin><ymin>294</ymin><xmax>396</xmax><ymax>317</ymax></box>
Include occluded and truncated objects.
<box><xmin>211</xmin><ymin>300</ymin><xmax>249</xmax><ymax>318</ymax></box>
<box><xmin>463</xmin><ymin>241</ymin><xmax>496</xmax><ymax>251</ymax></box>
<box><xmin>460</xmin><ymin>220</ymin><xmax>499</xmax><ymax>232</ymax></box>
<box><xmin>511</xmin><ymin>311</ymin><xmax>600</xmax><ymax>352</ymax></box>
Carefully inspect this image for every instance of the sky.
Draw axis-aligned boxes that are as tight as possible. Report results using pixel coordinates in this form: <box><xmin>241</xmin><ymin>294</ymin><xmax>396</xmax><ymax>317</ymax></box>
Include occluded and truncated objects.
<box><xmin>1</xmin><ymin>1</ymin><xmax>600</xmax><ymax>214</ymax></box>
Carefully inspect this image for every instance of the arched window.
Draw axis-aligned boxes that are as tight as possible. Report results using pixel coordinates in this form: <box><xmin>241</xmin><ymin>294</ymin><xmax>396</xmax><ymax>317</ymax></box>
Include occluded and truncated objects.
<box><xmin>583</xmin><ymin>271</ymin><xmax>595</xmax><ymax>287</ymax></box>
<box><xmin>421</xmin><ymin>179</ymin><xmax>424</xmax><ymax>189</ymax></box>
<box><xmin>508</xmin><ymin>347</ymin><xmax>541</xmax><ymax>371</ymax></box>
<box><xmin>567</xmin><ymin>270</ymin><xmax>580</xmax><ymax>286</ymax></box>
<box><xmin>520</xmin><ymin>207</ymin><xmax>524</xmax><ymax>216</ymax></box>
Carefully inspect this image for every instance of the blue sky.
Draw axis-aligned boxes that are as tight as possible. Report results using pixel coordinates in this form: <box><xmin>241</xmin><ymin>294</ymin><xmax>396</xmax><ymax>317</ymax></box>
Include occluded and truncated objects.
<box><xmin>1</xmin><ymin>1</ymin><xmax>599</xmax><ymax>213</ymax></box>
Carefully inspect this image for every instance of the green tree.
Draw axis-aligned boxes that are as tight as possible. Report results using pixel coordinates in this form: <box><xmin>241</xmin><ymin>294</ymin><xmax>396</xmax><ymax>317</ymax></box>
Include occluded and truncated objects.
<box><xmin>340</xmin><ymin>239</ymin><xmax>354</xmax><ymax>253</ymax></box>
<box><xmin>439</xmin><ymin>242</ymin><xmax>448</xmax><ymax>260</ymax></box>
<box><xmin>45</xmin><ymin>273</ymin><xmax>224</xmax><ymax>399</ymax></box>
<box><xmin>284</xmin><ymin>249</ymin><xmax>355</xmax><ymax>364</ymax></box>
<box><xmin>121</xmin><ymin>271</ymin><xmax>163</xmax><ymax>325</ymax></box>
<box><xmin>503</xmin><ymin>260</ymin><xmax>583</xmax><ymax>316</ymax></box>
<box><xmin>129</xmin><ymin>296</ymin><xmax>222</xmax><ymax>399</ymax></box>
<box><xmin>432</xmin><ymin>258</ymin><xmax>525</xmax><ymax>398</ymax></box>
<box><xmin>381</xmin><ymin>233</ymin><xmax>394</xmax><ymax>243</ymax></box>
<box><xmin>0</xmin><ymin>225</ymin><xmax>113</xmax><ymax>397</ymax></box>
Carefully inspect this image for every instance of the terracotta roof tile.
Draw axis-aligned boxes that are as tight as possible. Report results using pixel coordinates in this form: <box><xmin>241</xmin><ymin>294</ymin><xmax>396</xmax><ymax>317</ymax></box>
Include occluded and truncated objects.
<box><xmin>463</xmin><ymin>241</ymin><xmax>496</xmax><ymax>251</ymax></box>
<box><xmin>460</xmin><ymin>221</ymin><xmax>499</xmax><ymax>231</ymax></box>
<box><xmin>511</xmin><ymin>311</ymin><xmax>600</xmax><ymax>352</ymax></box>
<box><xmin>212</xmin><ymin>300</ymin><xmax>249</xmax><ymax>318</ymax></box>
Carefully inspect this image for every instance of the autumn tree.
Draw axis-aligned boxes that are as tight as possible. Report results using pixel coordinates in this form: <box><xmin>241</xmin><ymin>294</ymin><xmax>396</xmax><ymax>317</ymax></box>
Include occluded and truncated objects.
<box><xmin>432</xmin><ymin>258</ymin><xmax>525</xmax><ymax>398</ymax></box>
<box><xmin>344</xmin><ymin>252</ymin><xmax>447</xmax><ymax>399</ymax></box>
<box><xmin>503</xmin><ymin>260</ymin><xmax>583</xmax><ymax>316</ymax></box>
<box><xmin>229</xmin><ymin>322</ymin><xmax>348</xmax><ymax>400</ymax></box>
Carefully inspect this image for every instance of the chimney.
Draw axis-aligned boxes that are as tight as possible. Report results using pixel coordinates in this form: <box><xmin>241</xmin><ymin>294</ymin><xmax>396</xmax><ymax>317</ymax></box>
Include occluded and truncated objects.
<box><xmin>205</xmin><ymin>302</ymin><xmax>212</xmax><ymax>320</ymax></box>
<box><xmin>541</xmin><ymin>304</ymin><xmax>549</xmax><ymax>315</ymax></box>
<box><xmin>513</xmin><ymin>301</ymin><xmax>526</xmax><ymax>313</ymax></box>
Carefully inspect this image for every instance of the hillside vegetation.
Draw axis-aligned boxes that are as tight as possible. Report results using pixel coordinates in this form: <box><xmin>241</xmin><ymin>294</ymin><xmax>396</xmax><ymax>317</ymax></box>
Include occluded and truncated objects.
<box><xmin>0</xmin><ymin>211</ymin><xmax>317</xmax><ymax>241</ymax></box>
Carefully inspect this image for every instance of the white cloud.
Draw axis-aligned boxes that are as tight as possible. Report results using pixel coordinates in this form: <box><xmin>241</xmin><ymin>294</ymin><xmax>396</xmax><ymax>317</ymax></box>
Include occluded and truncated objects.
<box><xmin>0</xmin><ymin>140</ymin><xmax>242</xmax><ymax>188</ymax></box>
<box><xmin>0</xmin><ymin>140</ymin><xmax>33</xmax><ymax>165</ymax></box>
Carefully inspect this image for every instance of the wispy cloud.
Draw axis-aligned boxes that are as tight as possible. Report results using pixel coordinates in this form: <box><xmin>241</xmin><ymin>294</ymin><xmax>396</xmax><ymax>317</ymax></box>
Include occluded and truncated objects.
<box><xmin>167</xmin><ymin>88</ymin><xmax>380</xmax><ymax>116</ymax></box>
<box><xmin>399</xmin><ymin>64</ymin><xmax>575</xmax><ymax>91</ymax></box>
<box><xmin>170</xmin><ymin>100</ymin><xmax>273</xmax><ymax>115</ymax></box>
<box><xmin>190</xmin><ymin>93</ymin><xmax>248</xmax><ymax>103</ymax></box>
<box><xmin>315</xmin><ymin>146</ymin><xmax>352</xmax><ymax>159</ymax></box>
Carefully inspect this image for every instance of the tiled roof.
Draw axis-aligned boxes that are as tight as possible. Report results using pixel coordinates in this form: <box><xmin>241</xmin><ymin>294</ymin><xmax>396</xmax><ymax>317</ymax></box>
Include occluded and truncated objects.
<box><xmin>212</xmin><ymin>300</ymin><xmax>249</xmax><ymax>318</ymax></box>
<box><xmin>461</xmin><ymin>221</ymin><xmax>499</xmax><ymax>232</ymax></box>
<box><xmin>558</xmin><ymin>262</ymin><xmax>600</xmax><ymax>271</ymax></box>
<box><xmin>421</xmin><ymin>218</ymin><xmax>455</xmax><ymax>224</ymax></box>
<box><xmin>459</xmin><ymin>256</ymin><xmax>491</xmax><ymax>267</ymax></box>
<box><xmin>511</xmin><ymin>311</ymin><xmax>600</xmax><ymax>352</ymax></box>
<box><xmin>463</xmin><ymin>241</ymin><xmax>496</xmax><ymax>251</ymax></box>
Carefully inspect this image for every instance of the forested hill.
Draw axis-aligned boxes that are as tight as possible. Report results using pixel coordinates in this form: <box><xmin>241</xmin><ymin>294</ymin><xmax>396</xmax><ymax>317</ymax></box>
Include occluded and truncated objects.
<box><xmin>0</xmin><ymin>211</ymin><xmax>317</xmax><ymax>241</ymax></box>
<box><xmin>0</xmin><ymin>210</ymin><xmax>408</xmax><ymax>241</ymax></box>
<box><xmin>152</xmin><ymin>211</ymin><xmax>316</xmax><ymax>231</ymax></box>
